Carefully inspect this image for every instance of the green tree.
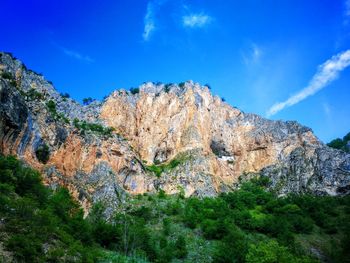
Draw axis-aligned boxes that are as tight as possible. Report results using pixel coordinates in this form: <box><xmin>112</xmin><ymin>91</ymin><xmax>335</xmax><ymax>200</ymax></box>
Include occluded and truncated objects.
<box><xmin>246</xmin><ymin>240</ymin><xmax>295</xmax><ymax>263</ymax></box>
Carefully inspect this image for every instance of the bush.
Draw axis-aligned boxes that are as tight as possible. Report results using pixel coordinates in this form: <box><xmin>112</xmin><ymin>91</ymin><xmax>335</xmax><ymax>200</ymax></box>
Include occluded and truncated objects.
<box><xmin>1</xmin><ymin>72</ymin><xmax>13</xmax><ymax>80</ymax></box>
<box><xmin>145</xmin><ymin>154</ymin><xmax>187</xmax><ymax>177</ymax></box>
<box><xmin>46</xmin><ymin>100</ymin><xmax>56</xmax><ymax>113</ymax></box>
<box><xmin>164</xmin><ymin>83</ymin><xmax>173</xmax><ymax>92</ymax></box>
<box><xmin>130</xmin><ymin>87</ymin><xmax>140</xmax><ymax>94</ymax></box>
<box><xmin>60</xmin><ymin>92</ymin><xmax>70</xmax><ymax>99</ymax></box>
<box><xmin>174</xmin><ymin>235</ymin><xmax>188</xmax><ymax>259</ymax></box>
<box><xmin>245</xmin><ymin>240</ymin><xmax>295</xmax><ymax>263</ymax></box>
<box><xmin>82</xmin><ymin>97</ymin><xmax>94</xmax><ymax>105</ymax></box>
<box><xmin>35</xmin><ymin>143</ymin><xmax>50</xmax><ymax>164</ymax></box>
<box><xmin>73</xmin><ymin>118</ymin><xmax>115</xmax><ymax>137</ymax></box>
<box><xmin>26</xmin><ymin>88</ymin><xmax>43</xmax><ymax>101</ymax></box>
<box><xmin>327</xmin><ymin>132</ymin><xmax>350</xmax><ymax>152</ymax></box>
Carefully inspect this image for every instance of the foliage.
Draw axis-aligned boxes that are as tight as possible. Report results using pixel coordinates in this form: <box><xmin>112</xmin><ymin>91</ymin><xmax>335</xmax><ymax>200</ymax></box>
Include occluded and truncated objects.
<box><xmin>145</xmin><ymin>155</ymin><xmax>186</xmax><ymax>177</ymax></box>
<box><xmin>0</xmin><ymin>155</ymin><xmax>99</xmax><ymax>262</ymax></box>
<box><xmin>26</xmin><ymin>88</ymin><xmax>44</xmax><ymax>101</ymax></box>
<box><xmin>0</xmin><ymin>155</ymin><xmax>349</xmax><ymax>262</ymax></box>
<box><xmin>60</xmin><ymin>92</ymin><xmax>70</xmax><ymax>99</ymax></box>
<box><xmin>83</xmin><ymin>97</ymin><xmax>94</xmax><ymax>105</ymax></box>
<box><xmin>179</xmin><ymin>82</ymin><xmax>185</xmax><ymax>88</ymax></box>
<box><xmin>1</xmin><ymin>71</ymin><xmax>17</xmax><ymax>87</ymax></box>
<box><xmin>73</xmin><ymin>118</ymin><xmax>115</xmax><ymax>137</ymax></box>
<box><xmin>327</xmin><ymin>132</ymin><xmax>350</xmax><ymax>152</ymax></box>
<box><xmin>205</xmin><ymin>83</ymin><xmax>211</xmax><ymax>90</ymax></box>
<box><xmin>46</xmin><ymin>100</ymin><xmax>70</xmax><ymax>123</ymax></box>
<box><xmin>1</xmin><ymin>72</ymin><xmax>13</xmax><ymax>80</ymax></box>
<box><xmin>35</xmin><ymin>143</ymin><xmax>50</xmax><ymax>164</ymax></box>
<box><xmin>130</xmin><ymin>87</ymin><xmax>140</xmax><ymax>94</ymax></box>
<box><xmin>164</xmin><ymin>83</ymin><xmax>173</xmax><ymax>92</ymax></box>
<box><xmin>245</xmin><ymin>240</ymin><xmax>315</xmax><ymax>263</ymax></box>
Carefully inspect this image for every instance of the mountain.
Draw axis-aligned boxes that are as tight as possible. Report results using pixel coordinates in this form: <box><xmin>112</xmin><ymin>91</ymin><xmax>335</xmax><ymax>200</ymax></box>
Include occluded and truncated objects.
<box><xmin>0</xmin><ymin>52</ymin><xmax>349</xmax><ymax>216</ymax></box>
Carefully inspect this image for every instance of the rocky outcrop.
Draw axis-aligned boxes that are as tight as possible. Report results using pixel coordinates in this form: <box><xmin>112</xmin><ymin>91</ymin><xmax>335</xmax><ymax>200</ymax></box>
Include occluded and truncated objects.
<box><xmin>0</xmin><ymin>52</ymin><xmax>349</xmax><ymax>215</ymax></box>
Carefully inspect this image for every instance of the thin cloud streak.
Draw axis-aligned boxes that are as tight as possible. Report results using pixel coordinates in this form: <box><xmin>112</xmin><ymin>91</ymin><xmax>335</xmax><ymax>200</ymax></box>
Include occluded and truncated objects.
<box><xmin>52</xmin><ymin>41</ymin><xmax>94</xmax><ymax>63</ymax></box>
<box><xmin>182</xmin><ymin>13</ymin><xmax>211</xmax><ymax>28</ymax></box>
<box><xmin>142</xmin><ymin>0</ymin><xmax>167</xmax><ymax>41</ymax></box>
<box><xmin>242</xmin><ymin>43</ymin><xmax>262</xmax><ymax>65</ymax></box>
<box><xmin>61</xmin><ymin>47</ymin><xmax>94</xmax><ymax>63</ymax></box>
<box><xmin>143</xmin><ymin>2</ymin><xmax>156</xmax><ymax>41</ymax></box>
<box><xmin>323</xmin><ymin>102</ymin><xmax>331</xmax><ymax>118</ymax></box>
<box><xmin>266</xmin><ymin>50</ymin><xmax>350</xmax><ymax>117</ymax></box>
<box><xmin>346</xmin><ymin>0</ymin><xmax>350</xmax><ymax>16</ymax></box>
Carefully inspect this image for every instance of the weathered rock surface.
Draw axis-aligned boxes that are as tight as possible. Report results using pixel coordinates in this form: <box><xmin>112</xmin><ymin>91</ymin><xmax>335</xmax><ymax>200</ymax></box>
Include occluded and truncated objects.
<box><xmin>0</xmin><ymin>52</ymin><xmax>349</xmax><ymax>215</ymax></box>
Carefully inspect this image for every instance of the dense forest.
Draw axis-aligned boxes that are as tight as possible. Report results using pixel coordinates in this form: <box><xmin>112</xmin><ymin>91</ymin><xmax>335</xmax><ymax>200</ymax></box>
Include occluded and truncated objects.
<box><xmin>0</xmin><ymin>155</ymin><xmax>349</xmax><ymax>262</ymax></box>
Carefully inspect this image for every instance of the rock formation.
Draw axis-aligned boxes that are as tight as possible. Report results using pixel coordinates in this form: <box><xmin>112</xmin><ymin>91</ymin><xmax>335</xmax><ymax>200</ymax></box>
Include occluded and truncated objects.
<box><xmin>1</xmin><ymin>52</ymin><xmax>349</xmax><ymax>215</ymax></box>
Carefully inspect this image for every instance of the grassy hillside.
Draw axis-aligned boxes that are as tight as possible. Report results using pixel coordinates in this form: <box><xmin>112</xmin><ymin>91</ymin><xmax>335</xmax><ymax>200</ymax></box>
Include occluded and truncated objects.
<box><xmin>0</xmin><ymin>155</ymin><xmax>349</xmax><ymax>262</ymax></box>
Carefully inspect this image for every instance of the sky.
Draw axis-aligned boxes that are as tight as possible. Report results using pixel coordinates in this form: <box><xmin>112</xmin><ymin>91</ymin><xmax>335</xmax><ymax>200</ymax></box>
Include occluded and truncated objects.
<box><xmin>1</xmin><ymin>0</ymin><xmax>349</xmax><ymax>143</ymax></box>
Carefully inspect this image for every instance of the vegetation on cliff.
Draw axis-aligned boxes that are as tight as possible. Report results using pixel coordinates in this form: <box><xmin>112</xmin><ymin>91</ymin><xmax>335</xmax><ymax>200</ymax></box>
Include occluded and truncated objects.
<box><xmin>73</xmin><ymin>118</ymin><xmax>115</xmax><ymax>137</ymax></box>
<box><xmin>327</xmin><ymin>132</ymin><xmax>350</xmax><ymax>153</ymax></box>
<box><xmin>0</xmin><ymin>155</ymin><xmax>349</xmax><ymax>262</ymax></box>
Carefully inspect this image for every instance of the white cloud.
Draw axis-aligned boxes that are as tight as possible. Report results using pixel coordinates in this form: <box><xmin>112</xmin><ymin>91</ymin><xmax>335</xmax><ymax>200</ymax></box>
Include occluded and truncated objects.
<box><xmin>182</xmin><ymin>13</ymin><xmax>211</xmax><ymax>28</ymax></box>
<box><xmin>266</xmin><ymin>50</ymin><xmax>350</xmax><ymax>117</ymax></box>
<box><xmin>242</xmin><ymin>43</ymin><xmax>262</xmax><ymax>65</ymax></box>
<box><xmin>143</xmin><ymin>2</ymin><xmax>156</xmax><ymax>41</ymax></box>
<box><xmin>61</xmin><ymin>47</ymin><xmax>94</xmax><ymax>63</ymax></box>
<box><xmin>142</xmin><ymin>0</ymin><xmax>167</xmax><ymax>41</ymax></box>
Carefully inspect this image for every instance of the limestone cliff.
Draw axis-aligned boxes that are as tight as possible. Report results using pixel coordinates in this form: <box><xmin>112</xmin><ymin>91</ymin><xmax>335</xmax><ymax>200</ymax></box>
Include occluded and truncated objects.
<box><xmin>0</xmin><ymin>52</ymin><xmax>349</xmax><ymax>215</ymax></box>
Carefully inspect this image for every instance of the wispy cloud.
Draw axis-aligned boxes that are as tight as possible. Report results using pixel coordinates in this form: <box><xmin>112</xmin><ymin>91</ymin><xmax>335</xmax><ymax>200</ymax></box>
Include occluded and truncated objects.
<box><xmin>143</xmin><ymin>2</ymin><xmax>156</xmax><ymax>41</ymax></box>
<box><xmin>142</xmin><ymin>0</ymin><xmax>167</xmax><ymax>41</ymax></box>
<box><xmin>345</xmin><ymin>0</ymin><xmax>350</xmax><ymax>24</ymax></box>
<box><xmin>323</xmin><ymin>102</ymin><xmax>331</xmax><ymax>118</ymax></box>
<box><xmin>52</xmin><ymin>41</ymin><xmax>94</xmax><ymax>63</ymax></box>
<box><xmin>266</xmin><ymin>50</ymin><xmax>350</xmax><ymax>117</ymax></box>
<box><xmin>61</xmin><ymin>47</ymin><xmax>94</xmax><ymax>63</ymax></box>
<box><xmin>242</xmin><ymin>43</ymin><xmax>262</xmax><ymax>65</ymax></box>
<box><xmin>182</xmin><ymin>13</ymin><xmax>212</xmax><ymax>28</ymax></box>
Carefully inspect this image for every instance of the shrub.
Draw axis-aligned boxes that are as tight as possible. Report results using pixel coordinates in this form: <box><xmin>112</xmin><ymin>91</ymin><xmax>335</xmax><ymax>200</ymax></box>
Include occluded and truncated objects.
<box><xmin>130</xmin><ymin>87</ymin><xmax>140</xmax><ymax>94</ymax></box>
<box><xmin>60</xmin><ymin>92</ymin><xmax>70</xmax><ymax>99</ymax></box>
<box><xmin>82</xmin><ymin>97</ymin><xmax>94</xmax><ymax>105</ymax></box>
<box><xmin>158</xmin><ymin>189</ymin><xmax>166</xmax><ymax>199</ymax></box>
<box><xmin>46</xmin><ymin>100</ymin><xmax>57</xmax><ymax>115</ymax></box>
<box><xmin>26</xmin><ymin>88</ymin><xmax>43</xmax><ymax>101</ymax></box>
<box><xmin>179</xmin><ymin>82</ymin><xmax>185</xmax><ymax>88</ymax></box>
<box><xmin>327</xmin><ymin>132</ymin><xmax>350</xmax><ymax>152</ymax></box>
<box><xmin>327</xmin><ymin>138</ymin><xmax>345</xmax><ymax>150</ymax></box>
<box><xmin>164</xmin><ymin>83</ymin><xmax>173</xmax><ymax>93</ymax></box>
<box><xmin>1</xmin><ymin>72</ymin><xmax>13</xmax><ymax>80</ymax></box>
<box><xmin>174</xmin><ymin>236</ymin><xmax>188</xmax><ymax>259</ymax></box>
<box><xmin>46</xmin><ymin>100</ymin><xmax>69</xmax><ymax>123</ymax></box>
<box><xmin>245</xmin><ymin>240</ymin><xmax>291</xmax><ymax>263</ymax></box>
<box><xmin>73</xmin><ymin>118</ymin><xmax>115</xmax><ymax>137</ymax></box>
<box><xmin>35</xmin><ymin>144</ymin><xmax>50</xmax><ymax>164</ymax></box>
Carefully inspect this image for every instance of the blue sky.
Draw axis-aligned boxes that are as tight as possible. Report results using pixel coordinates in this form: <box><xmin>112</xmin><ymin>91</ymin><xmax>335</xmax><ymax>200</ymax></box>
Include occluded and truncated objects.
<box><xmin>1</xmin><ymin>0</ymin><xmax>349</xmax><ymax>142</ymax></box>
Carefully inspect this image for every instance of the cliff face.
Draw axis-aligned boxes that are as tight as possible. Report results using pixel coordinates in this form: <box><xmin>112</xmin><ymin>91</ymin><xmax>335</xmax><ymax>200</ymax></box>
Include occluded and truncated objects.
<box><xmin>1</xmin><ymin>52</ymin><xmax>349</xmax><ymax>215</ymax></box>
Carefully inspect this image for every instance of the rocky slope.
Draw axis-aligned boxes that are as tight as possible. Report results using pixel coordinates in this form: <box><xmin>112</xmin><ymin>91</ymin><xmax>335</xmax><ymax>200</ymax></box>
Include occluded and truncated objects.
<box><xmin>0</xmin><ymin>52</ymin><xmax>349</xmax><ymax>215</ymax></box>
